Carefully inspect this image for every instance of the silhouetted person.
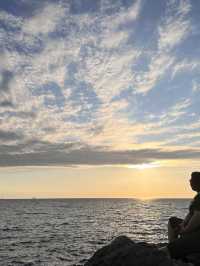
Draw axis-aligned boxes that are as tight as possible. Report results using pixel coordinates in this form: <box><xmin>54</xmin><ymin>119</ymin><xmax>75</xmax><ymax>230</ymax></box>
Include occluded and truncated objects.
<box><xmin>162</xmin><ymin>172</ymin><xmax>200</xmax><ymax>259</ymax></box>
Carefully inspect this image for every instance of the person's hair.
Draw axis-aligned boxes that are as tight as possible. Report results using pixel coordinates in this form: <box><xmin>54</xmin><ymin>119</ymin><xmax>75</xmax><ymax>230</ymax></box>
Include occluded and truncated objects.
<box><xmin>191</xmin><ymin>172</ymin><xmax>200</xmax><ymax>191</ymax></box>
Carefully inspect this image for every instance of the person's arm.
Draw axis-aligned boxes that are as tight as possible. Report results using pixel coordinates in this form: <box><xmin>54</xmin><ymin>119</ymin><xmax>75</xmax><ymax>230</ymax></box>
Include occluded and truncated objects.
<box><xmin>180</xmin><ymin>211</ymin><xmax>200</xmax><ymax>234</ymax></box>
<box><xmin>183</xmin><ymin>212</ymin><xmax>192</xmax><ymax>226</ymax></box>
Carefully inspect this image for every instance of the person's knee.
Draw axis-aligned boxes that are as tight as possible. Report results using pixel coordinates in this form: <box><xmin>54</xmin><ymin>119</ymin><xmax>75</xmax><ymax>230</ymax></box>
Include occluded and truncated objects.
<box><xmin>169</xmin><ymin>216</ymin><xmax>177</xmax><ymax>223</ymax></box>
<box><xmin>168</xmin><ymin>216</ymin><xmax>179</xmax><ymax>227</ymax></box>
<box><xmin>168</xmin><ymin>217</ymin><xmax>174</xmax><ymax>227</ymax></box>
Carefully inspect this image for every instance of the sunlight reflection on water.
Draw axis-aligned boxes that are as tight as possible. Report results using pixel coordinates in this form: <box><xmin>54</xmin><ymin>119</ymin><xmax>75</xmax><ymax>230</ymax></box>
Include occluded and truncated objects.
<box><xmin>0</xmin><ymin>198</ymin><xmax>190</xmax><ymax>265</ymax></box>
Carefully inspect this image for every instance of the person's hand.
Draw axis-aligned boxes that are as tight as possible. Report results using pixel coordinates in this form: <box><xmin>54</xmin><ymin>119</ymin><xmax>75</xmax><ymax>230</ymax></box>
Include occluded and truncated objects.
<box><xmin>179</xmin><ymin>223</ymin><xmax>186</xmax><ymax>234</ymax></box>
<box><xmin>174</xmin><ymin>225</ymin><xmax>181</xmax><ymax>234</ymax></box>
<box><xmin>174</xmin><ymin>222</ymin><xmax>184</xmax><ymax>235</ymax></box>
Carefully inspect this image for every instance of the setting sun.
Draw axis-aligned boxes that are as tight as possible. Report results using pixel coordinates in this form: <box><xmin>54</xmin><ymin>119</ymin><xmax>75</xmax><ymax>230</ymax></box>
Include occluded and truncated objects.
<box><xmin>126</xmin><ymin>162</ymin><xmax>161</xmax><ymax>170</ymax></box>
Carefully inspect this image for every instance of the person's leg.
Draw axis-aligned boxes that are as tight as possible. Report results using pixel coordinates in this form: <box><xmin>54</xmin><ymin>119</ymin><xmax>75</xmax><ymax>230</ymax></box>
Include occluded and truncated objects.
<box><xmin>158</xmin><ymin>246</ymin><xmax>171</xmax><ymax>258</ymax></box>
<box><xmin>168</xmin><ymin>217</ymin><xmax>183</xmax><ymax>243</ymax></box>
<box><xmin>168</xmin><ymin>220</ymin><xmax>177</xmax><ymax>243</ymax></box>
<box><xmin>167</xmin><ymin>230</ymin><xmax>200</xmax><ymax>259</ymax></box>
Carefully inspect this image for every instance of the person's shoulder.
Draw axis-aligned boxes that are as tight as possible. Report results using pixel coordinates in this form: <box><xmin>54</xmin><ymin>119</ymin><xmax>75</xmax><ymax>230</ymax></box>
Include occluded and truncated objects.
<box><xmin>194</xmin><ymin>193</ymin><xmax>200</xmax><ymax>200</ymax></box>
<box><xmin>192</xmin><ymin>193</ymin><xmax>200</xmax><ymax>210</ymax></box>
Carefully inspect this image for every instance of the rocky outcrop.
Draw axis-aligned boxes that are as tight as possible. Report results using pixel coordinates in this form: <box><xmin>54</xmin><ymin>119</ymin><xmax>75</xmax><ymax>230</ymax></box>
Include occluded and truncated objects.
<box><xmin>84</xmin><ymin>236</ymin><xmax>200</xmax><ymax>266</ymax></box>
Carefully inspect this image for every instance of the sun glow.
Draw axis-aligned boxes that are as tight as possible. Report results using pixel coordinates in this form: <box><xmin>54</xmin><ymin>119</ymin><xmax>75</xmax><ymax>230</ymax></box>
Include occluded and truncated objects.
<box><xmin>127</xmin><ymin>162</ymin><xmax>161</xmax><ymax>170</ymax></box>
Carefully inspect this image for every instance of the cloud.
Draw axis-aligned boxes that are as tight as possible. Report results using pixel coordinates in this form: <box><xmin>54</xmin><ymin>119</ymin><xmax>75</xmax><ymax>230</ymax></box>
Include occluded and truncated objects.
<box><xmin>133</xmin><ymin>53</ymin><xmax>174</xmax><ymax>94</ymax></box>
<box><xmin>100</xmin><ymin>31</ymin><xmax>128</xmax><ymax>49</ymax></box>
<box><xmin>69</xmin><ymin>0</ymin><xmax>101</xmax><ymax>14</ymax></box>
<box><xmin>67</xmin><ymin>0</ymin><xmax>142</xmax><ymax>102</ymax></box>
<box><xmin>158</xmin><ymin>0</ymin><xmax>191</xmax><ymax>51</ymax></box>
<box><xmin>78</xmin><ymin>48</ymin><xmax>140</xmax><ymax>102</ymax></box>
<box><xmin>0</xmin><ymin>10</ymin><xmax>23</xmax><ymax>31</ymax></box>
<box><xmin>0</xmin><ymin>130</ymin><xmax>23</xmax><ymax>142</ymax></box>
<box><xmin>102</xmin><ymin>0</ymin><xmax>142</xmax><ymax>29</ymax></box>
<box><xmin>0</xmin><ymin>100</ymin><xmax>14</xmax><ymax>107</ymax></box>
<box><xmin>1</xmin><ymin>142</ymin><xmax>200</xmax><ymax>167</ymax></box>
<box><xmin>192</xmin><ymin>81</ymin><xmax>200</xmax><ymax>92</ymax></box>
<box><xmin>133</xmin><ymin>0</ymin><xmax>192</xmax><ymax>94</ymax></box>
<box><xmin>0</xmin><ymin>70</ymin><xmax>13</xmax><ymax>92</ymax></box>
<box><xmin>167</xmin><ymin>98</ymin><xmax>191</xmax><ymax>117</ymax></box>
<box><xmin>22</xmin><ymin>2</ymin><xmax>67</xmax><ymax>35</ymax></box>
<box><xmin>0</xmin><ymin>0</ymin><xmax>199</xmax><ymax>169</ymax></box>
<box><xmin>172</xmin><ymin>59</ymin><xmax>200</xmax><ymax>78</ymax></box>
<box><xmin>0</xmin><ymin>69</ymin><xmax>14</xmax><ymax>109</ymax></box>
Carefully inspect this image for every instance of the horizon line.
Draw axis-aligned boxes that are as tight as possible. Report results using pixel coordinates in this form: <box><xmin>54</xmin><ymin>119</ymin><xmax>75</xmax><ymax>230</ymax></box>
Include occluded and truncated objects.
<box><xmin>0</xmin><ymin>196</ymin><xmax>192</xmax><ymax>200</ymax></box>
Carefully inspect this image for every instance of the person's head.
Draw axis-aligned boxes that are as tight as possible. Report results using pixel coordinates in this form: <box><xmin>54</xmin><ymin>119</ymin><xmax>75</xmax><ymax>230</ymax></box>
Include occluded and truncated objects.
<box><xmin>190</xmin><ymin>172</ymin><xmax>200</xmax><ymax>192</ymax></box>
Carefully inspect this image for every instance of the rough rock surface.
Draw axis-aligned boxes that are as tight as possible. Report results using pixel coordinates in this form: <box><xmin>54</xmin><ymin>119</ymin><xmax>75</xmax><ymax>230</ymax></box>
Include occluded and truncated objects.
<box><xmin>84</xmin><ymin>236</ymin><xmax>200</xmax><ymax>266</ymax></box>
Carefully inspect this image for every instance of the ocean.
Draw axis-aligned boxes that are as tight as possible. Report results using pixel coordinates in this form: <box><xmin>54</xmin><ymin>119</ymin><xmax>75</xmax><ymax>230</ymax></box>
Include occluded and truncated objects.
<box><xmin>0</xmin><ymin>198</ymin><xmax>190</xmax><ymax>266</ymax></box>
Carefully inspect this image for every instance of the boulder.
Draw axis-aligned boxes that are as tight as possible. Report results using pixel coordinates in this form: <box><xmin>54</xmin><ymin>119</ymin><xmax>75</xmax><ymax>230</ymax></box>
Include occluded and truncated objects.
<box><xmin>84</xmin><ymin>236</ymin><xmax>199</xmax><ymax>266</ymax></box>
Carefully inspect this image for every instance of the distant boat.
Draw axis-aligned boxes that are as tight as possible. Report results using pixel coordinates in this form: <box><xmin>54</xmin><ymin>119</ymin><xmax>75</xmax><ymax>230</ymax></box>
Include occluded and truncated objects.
<box><xmin>31</xmin><ymin>197</ymin><xmax>37</xmax><ymax>200</ymax></box>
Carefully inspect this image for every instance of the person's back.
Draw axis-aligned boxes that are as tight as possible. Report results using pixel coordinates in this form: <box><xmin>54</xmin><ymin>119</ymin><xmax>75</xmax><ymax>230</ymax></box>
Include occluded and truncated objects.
<box><xmin>161</xmin><ymin>172</ymin><xmax>200</xmax><ymax>259</ymax></box>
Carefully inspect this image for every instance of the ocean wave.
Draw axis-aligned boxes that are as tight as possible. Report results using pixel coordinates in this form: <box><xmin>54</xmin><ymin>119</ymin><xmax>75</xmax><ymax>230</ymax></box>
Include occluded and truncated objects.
<box><xmin>0</xmin><ymin>198</ymin><xmax>189</xmax><ymax>266</ymax></box>
<box><xmin>1</xmin><ymin>227</ymin><xmax>23</xmax><ymax>232</ymax></box>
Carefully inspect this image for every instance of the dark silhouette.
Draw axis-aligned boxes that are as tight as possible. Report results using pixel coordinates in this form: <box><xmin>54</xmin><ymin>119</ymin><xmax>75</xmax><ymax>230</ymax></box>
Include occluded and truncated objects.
<box><xmin>164</xmin><ymin>172</ymin><xmax>200</xmax><ymax>259</ymax></box>
<box><xmin>85</xmin><ymin>174</ymin><xmax>200</xmax><ymax>265</ymax></box>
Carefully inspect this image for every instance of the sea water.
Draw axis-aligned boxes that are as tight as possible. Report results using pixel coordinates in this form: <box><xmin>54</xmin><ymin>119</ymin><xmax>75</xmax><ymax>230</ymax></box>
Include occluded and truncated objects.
<box><xmin>0</xmin><ymin>198</ymin><xmax>190</xmax><ymax>265</ymax></box>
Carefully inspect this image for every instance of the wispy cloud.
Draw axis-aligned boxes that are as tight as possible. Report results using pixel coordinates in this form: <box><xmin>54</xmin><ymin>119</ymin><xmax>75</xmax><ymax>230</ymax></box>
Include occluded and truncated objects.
<box><xmin>22</xmin><ymin>3</ymin><xmax>67</xmax><ymax>35</ymax></box>
<box><xmin>133</xmin><ymin>0</ymin><xmax>192</xmax><ymax>94</ymax></box>
<box><xmin>192</xmin><ymin>81</ymin><xmax>200</xmax><ymax>92</ymax></box>
<box><xmin>0</xmin><ymin>0</ymin><xmax>199</xmax><ymax>167</ymax></box>
<box><xmin>167</xmin><ymin>98</ymin><xmax>192</xmax><ymax>117</ymax></box>
<box><xmin>172</xmin><ymin>59</ymin><xmax>200</xmax><ymax>78</ymax></box>
<box><xmin>158</xmin><ymin>0</ymin><xmax>191</xmax><ymax>51</ymax></box>
<box><xmin>133</xmin><ymin>53</ymin><xmax>174</xmax><ymax>93</ymax></box>
<box><xmin>1</xmin><ymin>140</ymin><xmax>200</xmax><ymax>167</ymax></box>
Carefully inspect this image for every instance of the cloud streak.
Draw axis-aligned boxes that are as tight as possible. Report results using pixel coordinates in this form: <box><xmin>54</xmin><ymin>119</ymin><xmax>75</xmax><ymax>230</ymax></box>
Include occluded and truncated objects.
<box><xmin>1</xmin><ymin>141</ymin><xmax>200</xmax><ymax>167</ymax></box>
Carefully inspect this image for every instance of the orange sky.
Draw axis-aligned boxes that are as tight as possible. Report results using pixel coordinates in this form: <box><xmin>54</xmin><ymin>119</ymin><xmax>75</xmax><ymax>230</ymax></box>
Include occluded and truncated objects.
<box><xmin>0</xmin><ymin>160</ymin><xmax>198</xmax><ymax>199</ymax></box>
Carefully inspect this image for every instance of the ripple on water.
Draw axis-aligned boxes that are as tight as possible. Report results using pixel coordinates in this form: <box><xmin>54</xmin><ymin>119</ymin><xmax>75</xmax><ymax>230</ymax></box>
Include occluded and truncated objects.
<box><xmin>0</xmin><ymin>198</ymin><xmax>190</xmax><ymax>266</ymax></box>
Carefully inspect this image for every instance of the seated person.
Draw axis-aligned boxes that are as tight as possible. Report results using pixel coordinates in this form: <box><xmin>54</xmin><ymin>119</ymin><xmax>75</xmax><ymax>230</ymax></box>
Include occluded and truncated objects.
<box><xmin>163</xmin><ymin>172</ymin><xmax>200</xmax><ymax>259</ymax></box>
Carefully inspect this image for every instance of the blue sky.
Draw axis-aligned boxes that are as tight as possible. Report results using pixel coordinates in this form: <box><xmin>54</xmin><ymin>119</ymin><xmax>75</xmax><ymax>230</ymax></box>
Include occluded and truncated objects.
<box><xmin>0</xmin><ymin>0</ymin><xmax>200</xmax><ymax>167</ymax></box>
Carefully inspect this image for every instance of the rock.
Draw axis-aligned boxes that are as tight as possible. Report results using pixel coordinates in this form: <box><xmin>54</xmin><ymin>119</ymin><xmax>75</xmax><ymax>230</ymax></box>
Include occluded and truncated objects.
<box><xmin>186</xmin><ymin>254</ymin><xmax>200</xmax><ymax>265</ymax></box>
<box><xmin>84</xmin><ymin>236</ymin><xmax>199</xmax><ymax>266</ymax></box>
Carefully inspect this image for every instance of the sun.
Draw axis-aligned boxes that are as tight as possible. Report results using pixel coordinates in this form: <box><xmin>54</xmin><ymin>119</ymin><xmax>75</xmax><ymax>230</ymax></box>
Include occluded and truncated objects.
<box><xmin>127</xmin><ymin>162</ymin><xmax>161</xmax><ymax>170</ymax></box>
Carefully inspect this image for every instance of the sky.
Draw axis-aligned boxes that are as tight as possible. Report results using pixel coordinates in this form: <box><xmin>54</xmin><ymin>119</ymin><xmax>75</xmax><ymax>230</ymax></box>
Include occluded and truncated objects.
<box><xmin>0</xmin><ymin>0</ymin><xmax>200</xmax><ymax>198</ymax></box>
